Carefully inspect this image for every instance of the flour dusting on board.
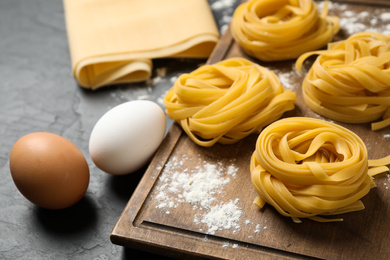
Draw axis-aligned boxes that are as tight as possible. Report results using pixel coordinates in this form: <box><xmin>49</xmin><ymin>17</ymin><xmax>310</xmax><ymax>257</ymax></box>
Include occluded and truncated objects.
<box><xmin>321</xmin><ymin>1</ymin><xmax>390</xmax><ymax>36</ymax></box>
<box><xmin>154</xmin><ymin>154</ymin><xmax>242</xmax><ymax>234</ymax></box>
<box><xmin>194</xmin><ymin>198</ymin><xmax>241</xmax><ymax>234</ymax></box>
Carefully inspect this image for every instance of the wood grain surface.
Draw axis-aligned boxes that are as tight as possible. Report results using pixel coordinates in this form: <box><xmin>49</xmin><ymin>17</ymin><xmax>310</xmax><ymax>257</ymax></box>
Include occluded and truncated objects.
<box><xmin>111</xmin><ymin>2</ymin><xmax>390</xmax><ymax>259</ymax></box>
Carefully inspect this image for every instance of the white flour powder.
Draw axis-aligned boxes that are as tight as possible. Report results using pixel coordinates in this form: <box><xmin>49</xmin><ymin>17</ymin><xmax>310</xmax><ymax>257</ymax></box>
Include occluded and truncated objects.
<box><xmin>154</xmin><ymin>154</ymin><xmax>242</xmax><ymax>234</ymax></box>
<box><xmin>210</xmin><ymin>0</ymin><xmax>238</xmax><ymax>34</ymax></box>
<box><xmin>211</xmin><ymin>0</ymin><xmax>236</xmax><ymax>10</ymax></box>
<box><xmin>195</xmin><ymin>198</ymin><xmax>241</xmax><ymax>234</ymax></box>
<box><xmin>274</xmin><ymin>63</ymin><xmax>301</xmax><ymax>91</ymax></box>
<box><xmin>323</xmin><ymin>1</ymin><xmax>390</xmax><ymax>35</ymax></box>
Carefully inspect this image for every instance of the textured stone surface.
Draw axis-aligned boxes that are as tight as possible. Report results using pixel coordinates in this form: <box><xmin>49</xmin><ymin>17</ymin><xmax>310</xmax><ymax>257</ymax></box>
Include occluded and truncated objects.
<box><xmin>0</xmin><ymin>0</ymin><xmax>239</xmax><ymax>259</ymax></box>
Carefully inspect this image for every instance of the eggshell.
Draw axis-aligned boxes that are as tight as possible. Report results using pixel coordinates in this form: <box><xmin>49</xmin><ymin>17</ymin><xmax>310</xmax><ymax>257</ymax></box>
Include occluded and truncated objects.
<box><xmin>9</xmin><ymin>132</ymin><xmax>90</xmax><ymax>210</ymax></box>
<box><xmin>89</xmin><ymin>100</ymin><xmax>166</xmax><ymax>175</ymax></box>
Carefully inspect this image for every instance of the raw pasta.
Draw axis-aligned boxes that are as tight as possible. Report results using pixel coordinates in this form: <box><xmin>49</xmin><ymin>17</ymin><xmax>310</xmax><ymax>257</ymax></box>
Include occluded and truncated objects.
<box><xmin>296</xmin><ymin>32</ymin><xmax>390</xmax><ymax>130</ymax></box>
<box><xmin>250</xmin><ymin>117</ymin><xmax>390</xmax><ymax>223</ymax></box>
<box><xmin>163</xmin><ymin>58</ymin><xmax>296</xmax><ymax>147</ymax></box>
<box><xmin>230</xmin><ymin>0</ymin><xmax>339</xmax><ymax>61</ymax></box>
<box><xmin>63</xmin><ymin>0</ymin><xmax>219</xmax><ymax>89</ymax></box>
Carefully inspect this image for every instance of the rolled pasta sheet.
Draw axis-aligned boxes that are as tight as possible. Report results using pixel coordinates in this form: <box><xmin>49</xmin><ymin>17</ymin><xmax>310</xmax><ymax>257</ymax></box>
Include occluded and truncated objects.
<box><xmin>250</xmin><ymin>117</ymin><xmax>390</xmax><ymax>223</ymax></box>
<box><xmin>230</xmin><ymin>0</ymin><xmax>340</xmax><ymax>61</ymax></box>
<box><xmin>296</xmin><ymin>32</ymin><xmax>390</xmax><ymax>130</ymax></box>
<box><xmin>163</xmin><ymin>58</ymin><xmax>297</xmax><ymax>147</ymax></box>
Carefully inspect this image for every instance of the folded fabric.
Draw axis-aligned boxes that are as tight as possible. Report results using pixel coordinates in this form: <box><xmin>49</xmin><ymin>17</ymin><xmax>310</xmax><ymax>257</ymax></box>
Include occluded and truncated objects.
<box><xmin>63</xmin><ymin>0</ymin><xmax>219</xmax><ymax>89</ymax></box>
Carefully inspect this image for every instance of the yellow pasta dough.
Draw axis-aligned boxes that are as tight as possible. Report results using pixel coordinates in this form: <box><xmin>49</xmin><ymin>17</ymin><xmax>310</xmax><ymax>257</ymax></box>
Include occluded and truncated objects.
<box><xmin>250</xmin><ymin>117</ymin><xmax>390</xmax><ymax>223</ymax></box>
<box><xmin>163</xmin><ymin>58</ymin><xmax>297</xmax><ymax>147</ymax></box>
<box><xmin>63</xmin><ymin>0</ymin><xmax>219</xmax><ymax>89</ymax></box>
<box><xmin>296</xmin><ymin>32</ymin><xmax>390</xmax><ymax>130</ymax></box>
<box><xmin>230</xmin><ymin>0</ymin><xmax>340</xmax><ymax>61</ymax></box>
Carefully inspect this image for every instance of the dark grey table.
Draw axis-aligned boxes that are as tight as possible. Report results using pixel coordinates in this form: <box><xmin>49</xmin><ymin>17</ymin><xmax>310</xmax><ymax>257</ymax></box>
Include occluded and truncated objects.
<box><xmin>0</xmin><ymin>0</ymin><xmax>240</xmax><ymax>259</ymax></box>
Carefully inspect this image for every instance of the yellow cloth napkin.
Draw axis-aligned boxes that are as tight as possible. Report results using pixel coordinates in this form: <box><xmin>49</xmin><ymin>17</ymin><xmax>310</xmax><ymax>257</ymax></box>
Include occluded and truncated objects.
<box><xmin>63</xmin><ymin>0</ymin><xmax>219</xmax><ymax>89</ymax></box>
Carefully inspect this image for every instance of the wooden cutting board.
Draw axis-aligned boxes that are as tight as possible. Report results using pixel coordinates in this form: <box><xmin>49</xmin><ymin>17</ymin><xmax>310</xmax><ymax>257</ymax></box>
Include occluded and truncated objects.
<box><xmin>111</xmin><ymin>2</ymin><xmax>390</xmax><ymax>259</ymax></box>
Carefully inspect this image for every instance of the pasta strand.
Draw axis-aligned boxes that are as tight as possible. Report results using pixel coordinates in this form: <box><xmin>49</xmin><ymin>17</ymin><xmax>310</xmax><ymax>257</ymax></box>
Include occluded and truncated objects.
<box><xmin>296</xmin><ymin>32</ymin><xmax>390</xmax><ymax>130</ymax></box>
<box><xmin>250</xmin><ymin>117</ymin><xmax>389</xmax><ymax>222</ymax></box>
<box><xmin>163</xmin><ymin>58</ymin><xmax>296</xmax><ymax>146</ymax></box>
<box><xmin>231</xmin><ymin>0</ymin><xmax>339</xmax><ymax>61</ymax></box>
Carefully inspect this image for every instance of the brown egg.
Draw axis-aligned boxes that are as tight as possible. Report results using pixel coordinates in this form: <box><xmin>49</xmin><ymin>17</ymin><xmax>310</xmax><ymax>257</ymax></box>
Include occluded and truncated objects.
<box><xmin>9</xmin><ymin>132</ymin><xmax>89</xmax><ymax>210</ymax></box>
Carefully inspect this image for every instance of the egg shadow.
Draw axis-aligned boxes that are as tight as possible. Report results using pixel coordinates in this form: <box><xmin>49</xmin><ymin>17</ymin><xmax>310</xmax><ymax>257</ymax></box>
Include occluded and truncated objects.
<box><xmin>33</xmin><ymin>194</ymin><xmax>98</xmax><ymax>236</ymax></box>
<box><xmin>106</xmin><ymin>165</ymin><xmax>149</xmax><ymax>203</ymax></box>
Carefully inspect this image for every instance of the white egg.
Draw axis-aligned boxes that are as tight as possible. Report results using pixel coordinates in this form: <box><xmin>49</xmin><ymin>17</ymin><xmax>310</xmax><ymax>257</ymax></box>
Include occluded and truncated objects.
<box><xmin>89</xmin><ymin>100</ymin><xmax>166</xmax><ymax>175</ymax></box>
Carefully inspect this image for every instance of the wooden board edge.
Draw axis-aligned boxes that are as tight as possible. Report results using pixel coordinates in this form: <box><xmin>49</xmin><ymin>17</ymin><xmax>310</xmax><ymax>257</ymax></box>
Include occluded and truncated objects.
<box><xmin>110</xmin><ymin>219</ymin><xmax>311</xmax><ymax>260</ymax></box>
<box><xmin>110</xmin><ymin>124</ymin><xmax>183</xmax><ymax>235</ymax></box>
<box><xmin>208</xmin><ymin>25</ymin><xmax>235</xmax><ymax>65</ymax></box>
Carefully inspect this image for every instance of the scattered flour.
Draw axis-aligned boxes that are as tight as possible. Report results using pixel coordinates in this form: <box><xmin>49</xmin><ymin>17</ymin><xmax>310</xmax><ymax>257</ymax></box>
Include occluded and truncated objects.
<box><xmin>211</xmin><ymin>0</ymin><xmax>236</xmax><ymax>10</ymax></box>
<box><xmin>210</xmin><ymin>0</ymin><xmax>238</xmax><ymax>34</ymax></box>
<box><xmin>222</xmin><ymin>241</ymin><xmax>230</xmax><ymax>248</ymax></box>
<box><xmin>196</xmin><ymin>198</ymin><xmax>242</xmax><ymax>234</ymax></box>
<box><xmin>222</xmin><ymin>241</ymin><xmax>239</xmax><ymax>249</ymax></box>
<box><xmin>154</xmin><ymin>154</ymin><xmax>242</xmax><ymax>234</ymax></box>
<box><xmin>380</xmin><ymin>12</ymin><xmax>390</xmax><ymax>22</ymax></box>
<box><xmin>254</xmin><ymin>224</ymin><xmax>261</xmax><ymax>234</ymax></box>
<box><xmin>275</xmin><ymin>64</ymin><xmax>300</xmax><ymax>90</ymax></box>
<box><xmin>170</xmin><ymin>76</ymin><xmax>178</xmax><ymax>84</ymax></box>
<box><xmin>254</xmin><ymin>223</ymin><xmax>268</xmax><ymax>234</ymax></box>
<box><xmin>110</xmin><ymin>85</ymin><xmax>152</xmax><ymax>101</ymax></box>
<box><xmin>323</xmin><ymin>1</ymin><xmax>390</xmax><ymax>36</ymax></box>
<box><xmin>146</xmin><ymin>75</ymin><xmax>162</xmax><ymax>85</ymax></box>
<box><xmin>137</xmin><ymin>95</ymin><xmax>150</xmax><ymax>100</ymax></box>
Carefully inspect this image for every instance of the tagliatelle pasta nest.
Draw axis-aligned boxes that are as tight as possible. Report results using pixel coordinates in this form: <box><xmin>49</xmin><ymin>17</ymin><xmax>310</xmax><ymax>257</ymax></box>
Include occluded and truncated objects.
<box><xmin>296</xmin><ymin>32</ymin><xmax>390</xmax><ymax>130</ymax></box>
<box><xmin>163</xmin><ymin>58</ymin><xmax>297</xmax><ymax>147</ymax></box>
<box><xmin>250</xmin><ymin>117</ymin><xmax>390</xmax><ymax>223</ymax></box>
<box><xmin>230</xmin><ymin>0</ymin><xmax>340</xmax><ymax>61</ymax></box>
